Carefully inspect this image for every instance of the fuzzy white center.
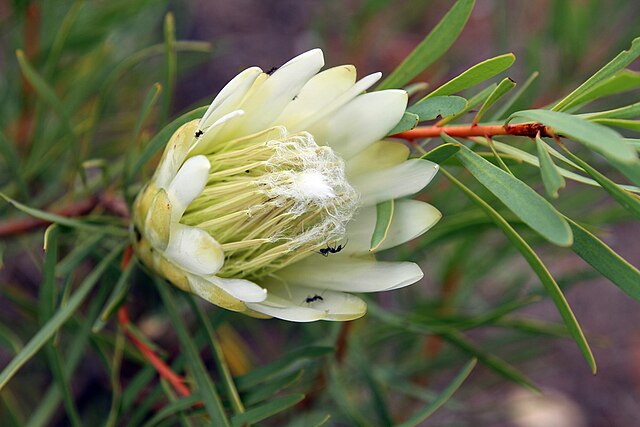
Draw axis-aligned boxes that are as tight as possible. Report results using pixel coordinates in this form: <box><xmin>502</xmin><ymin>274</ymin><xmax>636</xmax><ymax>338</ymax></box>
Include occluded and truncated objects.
<box><xmin>293</xmin><ymin>170</ymin><xmax>335</xmax><ymax>200</ymax></box>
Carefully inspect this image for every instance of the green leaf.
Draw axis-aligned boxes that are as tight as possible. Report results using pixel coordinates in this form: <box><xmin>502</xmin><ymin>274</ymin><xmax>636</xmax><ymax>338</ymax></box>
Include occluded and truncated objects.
<box><xmin>437</xmin><ymin>83</ymin><xmax>497</xmax><ymax>125</ymax></box>
<box><xmin>453</xmin><ymin>143</ymin><xmax>573</xmax><ymax>247</ymax></box>
<box><xmin>583</xmin><ymin>101</ymin><xmax>640</xmax><ymax>120</ymax></box>
<box><xmin>141</xmin><ymin>395</ymin><xmax>201</xmax><ymax>427</ymax></box>
<box><xmin>370</xmin><ymin>200</ymin><xmax>394</xmax><ymax>251</ymax></box>
<box><xmin>243</xmin><ymin>370</ymin><xmax>303</xmax><ymax>406</ymax></box>
<box><xmin>93</xmin><ymin>260</ymin><xmax>136</xmax><ymax>333</ymax></box>
<box><xmin>387</xmin><ymin>112</ymin><xmax>419</xmax><ymax>135</ymax></box>
<box><xmin>0</xmin><ymin>245</ymin><xmax>123</xmax><ymax>390</ymax></box>
<box><xmin>559</xmin><ymin>148</ymin><xmax>640</xmax><ymax>219</ymax></box>
<box><xmin>568</xmin><ymin>219</ymin><xmax>640</xmax><ymax>302</ymax></box>
<box><xmin>236</xmin><ymin>346</ymin><xmax>334</xmax><ymax>390</ymax></box>
<box><xmin>377</xmin><ymin>0</ymin><xmax>475</xmax><ymax>89</ymax></box>
<box><xmin>397</xmin><ymin>359</ymin><xmax>476</xmax><ymax>427</ymax></box>
<box><xmin>161</xmin><ymin>13</ymin><xmax>177</xmax><ymax>124</ymax></box>
<box><xmin>155</xmin><ymin>282</ymin><xmax>230</xmax><ymax>426</ymax></box>
<box><xmin>490</xmin><ymin>71</ymin><xmax>539</xmax><ymax>120</ymax></box>
<box><xmin>509</xmin><ymin>109</ymin><xmax>638</xmax><ymax>164</ymax></box>
<box><xmin>535</xmin><ymin>135</ymin><xmax>566</xmax><ymax>198</ymax></box>
<box><xmin>231</xmin><ymin>394</ymin><xmax>304</xmax><ymax>427</ymax></box>
<box><xmin>407</xmin><ymin>96</ymin><xmax>468</xmax><ymax>121</ymax></box>
<box><xmin>422</xmin><ymin>53</ymin><xmax>516</xmax><ymax>100</ymax></box>
<box><xmin>571</xmin><ymin>70</ymin><xmax>640</xmax><ymax>108</ymax></box>
<box><xmin>592</xmin><ymin>118</ymin><xmax>640</xmax><ymax>131</ymax></box>
<box><xmin>421</xmin><ymin>143</ymin><xmax>460</xmax><ymax>164</ymax></box>
<box><xmin>442</xmin><ymin>169</ymin><xmax>596</xmax><ymax>374</ymax></box>
<box><xmin>0</xmin><ymin>129</ymin><xmax>28</xmax><ymax>198</ymax></box>
<box><xmin>472</xmin><ymin>77</ymin><xmax>516</xmax><ymax>124</ymax></box>
<box><xmin>552</xmin><ymin>37</ymin><xmax>640</xmax><ymax>111</ymax></box>
<box><xmin>0</xmin><ymin>193</ymin><xmax>127</xmax><ymax>237</ymax></box>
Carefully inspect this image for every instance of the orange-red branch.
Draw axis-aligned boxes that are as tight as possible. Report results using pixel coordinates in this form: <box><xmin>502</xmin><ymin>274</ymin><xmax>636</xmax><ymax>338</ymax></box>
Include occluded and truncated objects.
<box><xmin>118</xmin><ymin>306</ymin><xmax>193</xmax><ymax>398</ymax></box>
<box><xmin>391</xmin><ymin>123</ymin><xmax>551</xmax><ymax>140</ymax></box>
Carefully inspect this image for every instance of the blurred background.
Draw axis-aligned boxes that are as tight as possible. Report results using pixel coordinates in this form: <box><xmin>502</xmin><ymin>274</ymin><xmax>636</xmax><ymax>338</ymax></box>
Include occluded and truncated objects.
<box><xmin>1</xmin><ymin>0</ymin><xmax>640</xmax><ymax>426</ymax></box>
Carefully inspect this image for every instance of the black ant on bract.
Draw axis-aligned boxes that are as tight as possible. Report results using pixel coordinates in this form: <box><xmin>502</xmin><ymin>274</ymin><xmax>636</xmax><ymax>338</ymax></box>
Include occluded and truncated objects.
<box><xmin>266</xmin><ymin>66</ymin><xmax>279</xmax><ymax>75</ymax></box>
<box><xmin>194</xmin><ymin>129</ymin><xmax>204</xmax><ymax>137</ymax></box>
<box><xmin>304</xmin><ymin>294</ymin><xmax>324</xmax><ymax>304</ymax></box>
<box><xmin>319</xmin><ymin>240</ymin><xmax>347</xmax><ymax>257</ymax></box>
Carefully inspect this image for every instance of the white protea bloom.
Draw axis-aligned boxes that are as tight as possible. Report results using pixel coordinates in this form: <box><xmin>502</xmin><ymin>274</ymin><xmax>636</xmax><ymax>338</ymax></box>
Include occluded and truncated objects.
<box><xmin>132</xmin><ymin>49</ymin><xmax>441</xmax><ymax>322</ymax></box>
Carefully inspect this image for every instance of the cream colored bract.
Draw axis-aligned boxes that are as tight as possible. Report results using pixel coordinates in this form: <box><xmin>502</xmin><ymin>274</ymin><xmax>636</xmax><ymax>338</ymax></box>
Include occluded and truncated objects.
<box><xmin>132</xmin><ymin>49</ymin><xmax>441</xmax><ymax>322</ymax></box>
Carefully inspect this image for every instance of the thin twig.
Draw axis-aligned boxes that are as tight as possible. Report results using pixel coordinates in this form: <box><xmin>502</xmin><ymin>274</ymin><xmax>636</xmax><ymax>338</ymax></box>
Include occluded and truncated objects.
<box><xmin>392</xmin><ymin>122</ymin><xmax>552</xmax><ymax>140</ymax></box>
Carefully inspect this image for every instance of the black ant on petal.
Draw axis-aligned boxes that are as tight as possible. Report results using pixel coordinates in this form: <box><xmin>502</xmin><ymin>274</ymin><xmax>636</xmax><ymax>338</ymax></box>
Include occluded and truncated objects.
<box><xmin>266</xmin><ymin>66</ymin><xmax>278</xmax><ymax>75</ymax></box>
<box><xmin>304</xmin><ymin>294</ymin><xmax>324</xmax><ymax>304</ymax></box>
<box><xmin>319</xmin><ymin>240</ymin><xmax>347</xmax><ymax>257</ymax></box>
<box><xmin>194</xmin><ymin>129</ymin><xmax>204</xmax><ymax>137</ymax></box>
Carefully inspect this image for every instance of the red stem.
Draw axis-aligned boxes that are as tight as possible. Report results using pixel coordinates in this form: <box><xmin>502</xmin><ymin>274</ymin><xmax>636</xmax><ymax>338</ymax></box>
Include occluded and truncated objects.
<box><xmin>391</xmin><ymin>122</ymin><xmax>551</xmax><ymax>140</ymax></box>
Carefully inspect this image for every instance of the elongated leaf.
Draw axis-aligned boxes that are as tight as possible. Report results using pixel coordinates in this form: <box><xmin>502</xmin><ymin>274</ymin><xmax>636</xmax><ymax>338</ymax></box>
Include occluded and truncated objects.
<box><xmin>0</xmin><ymin>245</ymin><xmax>123</xmax><ymax>390</ymax></box>
<box><xmin>397</xmin><ymin>359</ymin><xmax>476</xmax><ymax>427</ymax></box>
<box><xmin>387</xmin><ymin>112</ymin><xmax>419</xmax><ymax>135</ymax></box>
<box><xmin>0</xmin><ymin>193</ymin><xmax>127</xmax><ymax>237</ymax></box>
<box><xmin>472</xmin><ymin>77</ymin><xmax>516</xmax><ymax>124</ymax></box>
<box><xmin>421</xmin><ymin>143</ymin><xmax>460</xmax><ymax>164</ymax></box>
<box><xmin>481</xmin><ymin>139</ymin><xmax>640</xmax><ymax>193</ymax></box>
<box><xmin>509</xmin><ymin>109</ymin><xmax>638</xmax><ymax>164</ymax></box>
<box><xmin>161</xmin><ymin>13</ymin><xmax>177</xmax><ymax>124</ymax></box>
<box><xmin>155</xmin><ymin>282</ymin><xmax>230</xmax><ymax>426</ymax></box>
<box><xmin>378</xmin><ymin>0</ymin><xmax>475</xmax><ymax>89</ymax></box>
<box><xmin>236</xmin><ymin>346</ymin><xmax>334</xmax><ymax>390</ymax></box>
<box><xmin>535</xmin><ymin>135</ymin><xmax>566</xmax><ymax>198</ymax></box>
<box><xmin>438</xmin><ymin>83</ymin><xmax>497</xmax><ymax>125</ymax></box>
<box><xmin>244</xmin><ymin>370</ymin><xmax>303</xmax><ymax>406</ymax></box>
<box><xmin>0</xmin><ymin>129</ymin><xmax>28</xmax><ymax>197</ymax></box>
<box><xmin>442</xmin><ymin>169</ymin><xmax>596</xmax><ymax>374</ymax></box>
<box><xmin>570</xmin><ymin>70</ymin><xmax>640</xmax><ymax>108</ymax></box>
<box><xmin>422</xmin><ymin>53</ymin><xmax>515</xmax><ymax>100</ymax></box>
<box><xmin>592</xmin><ymin>118</ymin><xmax>640</xmax><ymax>131</ymax></box>
<box><xmin>490</xmin><ymin>71</ymin><xmax>539</xmax><ymax>120</ymax></box>
<box><xmin>408</xmin><ymin>96</ymin><xmax>468</xmax><ymax>121</ymax></box>
<box><xmin>560</xmin><ymin>148</ymin><xmax>640</xmax><ymax>219</ymax></box>
<box><xmin>231</xmin><ymin>394</ymin><xmax>304</xmax><ymax>427</ymax></box>
<box><xmin>584</xmin><ymin>101</ymin><xmax>640</xmax><ymax>120</ymax></box>
<box><xmin>553</xmin><ymin>37</ymin><xmax>640</xmax><ymax>111</ymax></box>
<box><xmin>370</xmin><ymin>200</ymin><xmax>394</xmax><ymax>251</ymax></box>
<box><xmin>141</xmin><ymin>395</ymin><xmax>201</xmax><ymax>427</ymax></box>
<box><xmin>452</xmin><ymin>143</ymin><xmax>573</xmax><ymax>246</ymax></box>
<box><xmin>568</xmin><ymin>219</ymin><xmax>640</xmax><ymax>301</ymax></box>
<box><xmin>93</xmin><ymin>260</ymin><xmax>136</xmax><ymax>332</ymax></box>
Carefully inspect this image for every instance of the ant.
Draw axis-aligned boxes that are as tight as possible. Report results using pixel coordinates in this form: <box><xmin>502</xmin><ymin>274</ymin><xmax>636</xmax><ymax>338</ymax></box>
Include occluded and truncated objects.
<box><xmin>304</xmin><ymin>294</ymin><xmax>324</xmax><ymax>304</ymax></box>
<box><xmin>266</xmin><ymin>66</ymin><xmax>279</xmax><ymax>75</ymax></box>
<box><xmin>194</xmin><ymin>129</ymin><xmax>204</xmax><ymax>137</ymax></box>
<box><xmin>319</xmin><ymin>240</ymin><xmax>347</xmax><ymax>257</ymax></box>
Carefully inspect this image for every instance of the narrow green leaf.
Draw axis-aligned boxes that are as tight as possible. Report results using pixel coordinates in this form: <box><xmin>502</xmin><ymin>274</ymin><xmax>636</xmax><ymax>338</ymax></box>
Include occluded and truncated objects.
<box><xmin>0</xmin><ymin>245</ymin><xmax>123</xmax><ymax>390</ymax></box>
<box><xmin>421</xmin><ymin>143</ymin><xmax>460</xmax><ymax>164</ymax></box>
<box><xmin>370</xmin><ymin>200</ymin><xmax>394</xmax><ymax>251</ymax></box>
<box><xmin>236</xmin><ymin>346</ymin><xmax>334</xmax><ymax>390</ymax></box>
<box><xmin>93</xmin><ymin>260</ymin><xmax>136</xmax><ymax>332</ymax></box>
<box><xmin>387</xmin><ymin>112</ymin><xmax>419</xmax><ymax>135</ymax></box>
<box><xmin>592</xmin><ymin>118</ymin><xmax>640</xmax><ymax>131</ymax></box>
<box><xmin>141</xmin><ymin>395</ymin><xmax>201</xmax><ymax>427</ymax></box>
<box><xmin>568</xmin><ymin>219</ymin><xmax>640</xmax><ymax>301</ymax></box>
<box><xmin>231</xmin><ymin>394</ymin><xmax>304</xmax><ymax>427</ymax></box>
<box><xmin>560</xmin><ymin>148</ymin><xmax>640</xmax><ymax>219</ymax></box>
<box><xmin>397</xmin><ymin>358</ymin><xmax>476</xmax><ymax>427</ymax></box>
<box><xmin>583</xmin><ymin>101</ymin><xmax>640</xmax><ymax>120</ymax></box>
<box><xmin>243</xmin><ymin>370</ymin><xmax>303</xmax><ymax>406</ymax></box>
<box><xmin>553</xmin><ymin>37</ymin><xmax>640</xmax><ymax>111</ymax></box>
<box><xmin>377</xmin><ymin>0</ymin><xmax>475</xmax><ymax>89</ymax></box>
<box><xmin>490</xmin><ymin>71</ymin><xmax>539</xmax><ymax>120</ymax></box>
<box><xmin>509</xmin><ymin>109</ymin><xmax>638</xmax><ymax>164</ymax></box>
<box><xmin>407</xmin><ymin>96</ymin><xmax>468</xmax><ymax>121</ymax></box>
<box><xmin>438</xmin><ymin>83</ymin><xmax>497</xmax><ymax>125</ymax></box>
<box><xmin>453</xmin><ymin>143</ymin><xmax>573</xmax><ymax>246</ymax></box>
<box><xmin>0</xmin><ymin>193</ymin><xmax>127</xmax><ymax>237</ymax></box>
<box><xmin>155</xmin><ymin>282</ymin><xmax>230</xmax><ymax>426</ymax></box>
<box><xmin>422</xmin><ymin>53</ymin><xmax>516</xmax><ymax>100</ymax></box>
<box><xmin>472</xmin><ymin>77</ymin><xmax>516</xmax><ymax>124</ymax></box>
<box><xmin>570</xmin><ymin>70</ymin><xmax>640</xmax><ymax>108</ymax></box>
<box><xmin>535</xmin><ymin>135</ymin><xmax>566</xmax><ymax>198</ymax></box>
<box><xmin>0</xmin><ymin>129</ymin><xmax>28</xmax><ymax>198</ymax></box>
<box><xmin>442</xmin><ymin>169</ymin><xmax>596</xmax><ymax>374</ymax></box>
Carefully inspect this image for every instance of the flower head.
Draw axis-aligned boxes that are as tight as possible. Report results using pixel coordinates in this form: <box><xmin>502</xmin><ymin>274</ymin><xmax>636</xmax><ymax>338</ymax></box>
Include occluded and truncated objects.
<box><xmin>132</xmin><ymin>49</ymin><xmax>441</xmax><ymax>321</ymax></box>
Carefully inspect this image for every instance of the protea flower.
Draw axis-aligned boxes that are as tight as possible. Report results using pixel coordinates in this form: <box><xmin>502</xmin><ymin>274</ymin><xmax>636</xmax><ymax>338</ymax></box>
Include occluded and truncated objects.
<box><xmin>132</xmin><ymin>49</ymin><xmax>440</xmax><ymax>322</ymax></box>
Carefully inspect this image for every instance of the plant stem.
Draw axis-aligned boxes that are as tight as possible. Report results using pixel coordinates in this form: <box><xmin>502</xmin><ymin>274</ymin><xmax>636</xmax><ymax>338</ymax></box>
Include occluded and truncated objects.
<box><xmin>392</xmin><ymin>122</ymin><xmax>551</xmax><ymax>140</ymax></box>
